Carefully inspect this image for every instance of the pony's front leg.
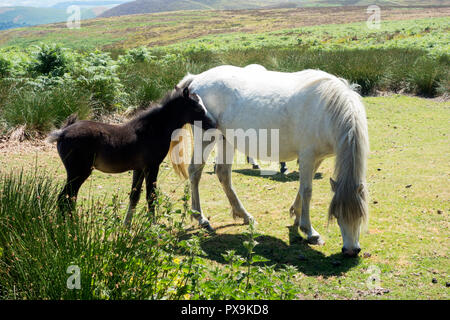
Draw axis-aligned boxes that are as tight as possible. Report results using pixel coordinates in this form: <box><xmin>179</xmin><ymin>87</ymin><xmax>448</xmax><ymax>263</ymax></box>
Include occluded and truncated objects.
<box><xmin>216</xmin><ymin>138</ymin><xmax>254</xmax><ymax>225</ymax></box>
<box><xmin>290</xmin><ymin>156</ymin><xmax>324</xmax><ymax>245</ymax></box>
<box><xmin>124</xmin><ymin>169</ymin><xmax>145</xmax><ymax>227</ymax></box>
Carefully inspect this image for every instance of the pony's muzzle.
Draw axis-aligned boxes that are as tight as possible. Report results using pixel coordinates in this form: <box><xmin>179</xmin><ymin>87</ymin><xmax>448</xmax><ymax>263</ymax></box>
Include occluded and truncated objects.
<box><xmin>342</xmin><ymin>246</ymin><xmax>361</xmax><ymax>257</ymax></box>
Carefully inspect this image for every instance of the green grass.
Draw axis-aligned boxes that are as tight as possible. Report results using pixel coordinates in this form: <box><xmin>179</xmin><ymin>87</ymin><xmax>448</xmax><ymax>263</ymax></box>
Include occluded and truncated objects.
<box><xmin>1</xmin><ymin>95</ymin><xmax>448</xmax><ymax>299</ymax></box>
<box><xmin>0</xmin><ymin>7</ymin><xmax>448</xmax><ymax>54</ymax></box>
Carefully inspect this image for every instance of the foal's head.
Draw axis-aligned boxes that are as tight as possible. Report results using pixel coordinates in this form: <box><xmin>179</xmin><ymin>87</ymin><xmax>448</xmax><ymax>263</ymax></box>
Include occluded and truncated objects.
<box><xmin>165</xmin><ymin>87</ymin><xmax>216</xmax><ymax>180</ymax></box>
<box><xmin>163</xmin><ymin>87</ymin><xmax>216</xmax><ymax>131</ymax></box>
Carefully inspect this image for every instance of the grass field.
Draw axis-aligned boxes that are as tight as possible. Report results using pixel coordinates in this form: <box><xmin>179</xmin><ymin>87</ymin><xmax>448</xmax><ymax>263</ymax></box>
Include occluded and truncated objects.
<box><xmin>1</xmin><ymin>94</ymin><xmax>448</xmax><ymax>299</ymax></box>
<box><xmin>0</xmin><ymin>6</ymin><xmax>449</xmax><ymax>51</ymax></box>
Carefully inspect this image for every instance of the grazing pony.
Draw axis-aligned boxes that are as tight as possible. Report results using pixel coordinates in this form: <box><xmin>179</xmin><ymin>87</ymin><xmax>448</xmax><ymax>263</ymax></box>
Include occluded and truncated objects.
<box><xmin>48</xmin><ymin>87</ymin><xmax>217</xmax><ymax>226</ymax></box>
<box><xmin>175</xmin><ymin>65</ymin><xmax>369</xmax><ymax>257</ymax></box>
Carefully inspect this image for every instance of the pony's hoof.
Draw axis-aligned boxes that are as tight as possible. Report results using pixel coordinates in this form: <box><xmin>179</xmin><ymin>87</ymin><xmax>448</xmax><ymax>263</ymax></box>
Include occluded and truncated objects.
<box><xmin>307</xmin><ymin>235</ymin><xmax>325</xmax><ymax>246</ymax></box>
<box><xmin>243</xmin><ymin>216</ymin><xmax>257</xmax><ymax>226</ymax></box>
<box><xmin>200</xmin><ymin>221</ymin><xmax>215</xmax><ymax>234</ymax></box>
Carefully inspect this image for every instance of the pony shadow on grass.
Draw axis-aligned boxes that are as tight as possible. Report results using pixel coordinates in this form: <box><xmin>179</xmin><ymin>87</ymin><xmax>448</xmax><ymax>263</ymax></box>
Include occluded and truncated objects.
<box><xmin>188</xmin><ymin>225</ymin><xmax>359</xmax><ymax>277</ymax></box>
<box><xmin>231</xmin><ymin>169</ymin><xmax>323</xmax><ymax>183</ymax></box>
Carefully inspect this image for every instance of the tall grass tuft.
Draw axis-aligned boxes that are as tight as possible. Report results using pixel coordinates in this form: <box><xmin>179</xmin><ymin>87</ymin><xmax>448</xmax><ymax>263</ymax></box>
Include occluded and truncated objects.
<box><xmin>1</xmin><ymin>84</ymin><xmax>91</xmax><ymax>133</ymax></box>
<box><xmin>0</xmin><ymin>171</ymin><xmax>300</xmax><ymax>300</ymax></box>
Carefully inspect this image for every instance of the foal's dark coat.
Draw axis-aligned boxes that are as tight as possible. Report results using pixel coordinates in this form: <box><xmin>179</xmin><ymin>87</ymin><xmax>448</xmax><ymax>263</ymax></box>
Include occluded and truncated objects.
<box><xmin>49</xmin><ymin>87</ymin><xmax>216</xmax><ymax>225</ymax></box>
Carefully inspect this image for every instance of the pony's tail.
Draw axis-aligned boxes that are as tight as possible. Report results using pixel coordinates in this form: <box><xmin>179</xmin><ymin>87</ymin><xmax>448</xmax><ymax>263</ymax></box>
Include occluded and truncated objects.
<box><xmin>168</xmin><ymin>73</ymin><xmax>198</xmax><ymax>179</ymax></box>
<box><xmin>46</xmin><ymin>114</ymin><xmax>78</xmax><ymax>144</ymax></box>
<box><xmin>327</xmin><ymin>82</ymin><xmax>369</xmax><ymax>229</ymax></box>
<box><xmin>168</xmin><ymin>124</ymin><xmax>193</xmax><ymax>180</ymax></box>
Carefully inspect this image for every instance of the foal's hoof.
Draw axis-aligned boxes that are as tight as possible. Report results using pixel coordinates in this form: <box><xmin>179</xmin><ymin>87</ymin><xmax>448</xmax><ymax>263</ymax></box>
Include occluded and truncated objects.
<box><xmin>307</xmin><ymin>235</ymin><xmax>325</xmax><ymax>246</ymax></box>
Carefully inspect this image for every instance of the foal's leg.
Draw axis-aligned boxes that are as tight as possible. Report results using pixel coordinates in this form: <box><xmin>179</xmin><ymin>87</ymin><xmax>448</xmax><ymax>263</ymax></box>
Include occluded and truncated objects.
<box><xmin>124</xmin><ymin>169</ymin><xmax>145</xmax><ymax>227</ymax></box>
<box><xmin>290</xmin><ymin>155</ymin><xmax>324</xmax><ymax>245</ymax></box>
<box><xmin>58</xmin><ymin>169</ymin><xmax>92</xmax><ymax>216</ymax></box>
<box><xmin>144</xmin><ymin>165</ymin><xmax>159</xmax><ymax>216</ymax></box>
<box><xmin>216</xmin><ymin>139</ymin><xmax>254</xmax><ymax>225</ymax></box>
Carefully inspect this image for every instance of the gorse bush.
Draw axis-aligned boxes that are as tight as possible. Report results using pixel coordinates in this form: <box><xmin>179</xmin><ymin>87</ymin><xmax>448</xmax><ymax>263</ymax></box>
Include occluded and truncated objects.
<box><xmin>0</xmin><ymin>171</ymin><xmax>299</xmax><ymax>300</ymax></box>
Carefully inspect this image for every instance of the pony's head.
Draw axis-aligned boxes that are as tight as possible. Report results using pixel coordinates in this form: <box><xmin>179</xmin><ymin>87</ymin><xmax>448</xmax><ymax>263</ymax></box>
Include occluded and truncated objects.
<box><xmin>167</xmin><ymin>87</ymin><xmax>217</xmax><ymax>179</ymax></box>
<box><xmin>329</xmin><ymin>178</ymin><xmax>368</xmax><ymax>257</ymax></box>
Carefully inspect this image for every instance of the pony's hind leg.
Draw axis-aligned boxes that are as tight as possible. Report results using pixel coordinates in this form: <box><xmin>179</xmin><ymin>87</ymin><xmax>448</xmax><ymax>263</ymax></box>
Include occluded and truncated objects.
<box><xmin>290</xmin><ymin>155</ymin><xmax>324</xmax><ymax>245</ymax></box>
<box><xmin>124</xmin><ymin>169</ymin><xmax>145</xmax><ymax>227</ymax></box>
<box><xmin>216</xmin><ymin>138</ymin><xmax>254</xmax><ymax>225</ymax></box>
<box><xmin>189</xmin><ymin>136</ymin><xmax>216</xmax><ymax>232</ymax></box>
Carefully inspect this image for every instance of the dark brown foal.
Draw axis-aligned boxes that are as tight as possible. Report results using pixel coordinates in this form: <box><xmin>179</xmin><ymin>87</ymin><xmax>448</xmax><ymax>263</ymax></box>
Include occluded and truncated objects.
<box><xmin>48</xmin><ymin>87</ymin><xmax>216</xmax><ymax>226</ymax></box>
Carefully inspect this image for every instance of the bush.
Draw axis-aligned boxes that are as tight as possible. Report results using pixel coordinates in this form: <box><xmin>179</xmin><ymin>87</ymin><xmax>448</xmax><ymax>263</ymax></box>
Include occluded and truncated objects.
<box><xmin>74</xmin><ymin>51</ymin><xmax>127</xmax><ymax>111</ymax></box>
<box><xmin>0</xmin><ymin>56</ymin><xmax>12</xmax><ymax>78</ymax></box>
<box><xmin>28</xmin><ymin>44</ymin><xmax>73</xmax><ymax>77</ymax></box>
<box><xmin>119</xmin><ymin>46</ymin><xmax>155</xmax><ymax>65</ymax></box>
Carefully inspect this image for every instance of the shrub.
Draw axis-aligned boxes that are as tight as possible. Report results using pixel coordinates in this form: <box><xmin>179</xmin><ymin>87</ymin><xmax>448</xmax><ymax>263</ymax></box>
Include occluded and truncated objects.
<box><xmin>28</xmin><ymin>44</ymin><xmax>72</xmax><ymax>77</ymax></box>
<box><xmin>119</xmin><ymin>46</ymin><xmax>155</xmax><ymax>65</ymax></box>
<box><xmin>74</xmin><ymin>51</ymin><xmax>127</xmax><ymax>111</ymax></box>
<box><xmin>0</xmin><ymin>56</ymin><xmax>12</xmax><ymax>78</ymax></box>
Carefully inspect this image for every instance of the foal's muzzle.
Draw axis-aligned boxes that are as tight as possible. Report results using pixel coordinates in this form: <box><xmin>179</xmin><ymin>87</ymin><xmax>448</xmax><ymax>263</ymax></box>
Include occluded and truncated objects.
<box><xmin>201</xmin><ymin>113</ymin><xmax>217</xmax><ymax>131</ymax></box>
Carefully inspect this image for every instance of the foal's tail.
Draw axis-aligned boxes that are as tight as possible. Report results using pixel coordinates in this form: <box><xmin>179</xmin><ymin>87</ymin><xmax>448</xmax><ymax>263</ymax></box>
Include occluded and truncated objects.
<box><xmin>46</xmin><ymin>114</ymin><xmax>78</xmax><ymax>143</ymax></box>
<box><xmin>324</xmin><ymin>78</ymin><xmax>370</xmax><ymax>229</ymax></box>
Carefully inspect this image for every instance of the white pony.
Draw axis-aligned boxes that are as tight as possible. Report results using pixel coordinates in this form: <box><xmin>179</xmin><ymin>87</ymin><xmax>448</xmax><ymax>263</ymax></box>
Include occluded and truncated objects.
<box><xmin>174</xmin><ymin>64</ymin><xmax>369</xmax><ymax>257</ymax></box>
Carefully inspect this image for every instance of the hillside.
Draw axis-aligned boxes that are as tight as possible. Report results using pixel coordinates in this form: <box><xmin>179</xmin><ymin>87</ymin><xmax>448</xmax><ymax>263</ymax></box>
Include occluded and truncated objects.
<box><xmin>100</xmin><ymin>0</ymin><xmax>449</xmax><ymax>18</ymax></box>
<box><xmin>1</xmin><ymin>6</ymin><xmax>448</xmax><ymax>51</ymax></box>
<box><xmin>0</xmin><ymin>6</ymin><xmax>96</xmax><ymax>30</ymax></box>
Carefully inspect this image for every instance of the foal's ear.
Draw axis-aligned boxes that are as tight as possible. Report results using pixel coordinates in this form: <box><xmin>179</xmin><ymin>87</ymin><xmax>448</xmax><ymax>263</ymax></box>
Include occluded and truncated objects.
<box><xmin>183</xmin><ymin>87</ymin><xmax>190</xmax><ymax>98</ymax></box>
<box><xmin>330</xmin><ymin>178</ymin><xmax>337</xmax><ymax>192</ymax></box>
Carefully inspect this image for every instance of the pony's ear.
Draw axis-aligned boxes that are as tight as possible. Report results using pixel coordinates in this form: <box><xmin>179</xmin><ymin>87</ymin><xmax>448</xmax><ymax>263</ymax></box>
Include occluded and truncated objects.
<box><xmin>330</xmin><ymin>178</ymin><xmax>337</xmax><ymax>192</ymax></box>
<box><xmin>183</xmin><ymin>87</ymin><xmax>190</xmax><ymax>98</ymax></box>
